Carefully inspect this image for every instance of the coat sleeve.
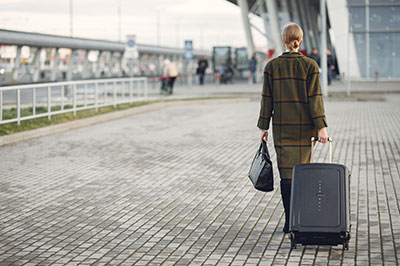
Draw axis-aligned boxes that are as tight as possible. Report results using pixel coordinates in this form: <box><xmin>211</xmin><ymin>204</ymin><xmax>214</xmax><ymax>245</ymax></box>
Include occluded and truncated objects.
<box><xmin>257</xmin><ymin>63</ymin><xmax>273</xmax><ymax>130</ymax></box>
<box><xmin>307</xmin><ymin>63</ymin><xmax>328</xmax><ymax>129</ymax></box>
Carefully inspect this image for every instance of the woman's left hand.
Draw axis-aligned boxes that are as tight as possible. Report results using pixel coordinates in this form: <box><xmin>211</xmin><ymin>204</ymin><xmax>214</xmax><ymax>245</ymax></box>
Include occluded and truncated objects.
<box><xmin>260</xmin><ymin>130</ymin><xmax>268</xmax><ymax>143</ymax></box>
<box><xmin>318</xmin><ymin>127</ymin><xmax>328</xmax><ymax>143</ymax></box>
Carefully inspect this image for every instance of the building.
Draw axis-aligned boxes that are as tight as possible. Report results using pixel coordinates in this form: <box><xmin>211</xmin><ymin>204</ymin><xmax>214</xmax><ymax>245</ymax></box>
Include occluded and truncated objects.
<box><xmin>228</xmin><ymin>0</ymin><xmax>400</xmax><ymax>80</ymax></box>
<box><xmin>346</xmin><ymin>0</ymin><xmax>400</xmax><ymax>79</ymax></box>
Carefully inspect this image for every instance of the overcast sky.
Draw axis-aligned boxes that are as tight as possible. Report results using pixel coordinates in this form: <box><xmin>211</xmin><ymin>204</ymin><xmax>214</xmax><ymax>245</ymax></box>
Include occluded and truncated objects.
<box><xmin>1</xmin><ymin>0</ymin><xmax>267</xmax><ymax>51</ymax></box>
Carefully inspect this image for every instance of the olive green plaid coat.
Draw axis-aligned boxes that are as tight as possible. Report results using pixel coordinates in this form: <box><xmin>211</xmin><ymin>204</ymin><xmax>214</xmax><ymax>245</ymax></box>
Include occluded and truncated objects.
<box><xmin>257</xmin><ymin>51</ymin><xmax>328</xmax><ymax>179</ymax></box>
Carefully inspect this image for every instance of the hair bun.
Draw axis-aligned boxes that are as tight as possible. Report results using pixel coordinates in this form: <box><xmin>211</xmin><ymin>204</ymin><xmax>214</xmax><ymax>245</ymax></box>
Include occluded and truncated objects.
<box><xmin>282</xmin><ymin>23</ymin><xmax>303</xmax><ymax>51</ymax></box>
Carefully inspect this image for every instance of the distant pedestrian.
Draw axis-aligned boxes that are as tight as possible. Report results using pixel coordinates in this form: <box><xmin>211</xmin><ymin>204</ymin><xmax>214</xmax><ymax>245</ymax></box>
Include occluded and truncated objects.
<box><xmin>249</xmin><ymin>53</ymin><xmax>257</xmax><ymax>84</ymax></box>
<box><xmin>163</xmin><ymin>59</ymin><xmax>179</xmax><ymax>94</ymax></box>
<box><xmin>197</xmin><ymin>56</ymin><xmax>208</xmax><ymax>85</ymax></box>
<box><xmin>219</xmin><ymin>62</ymin><xmax>233</xmax><ymax>84</ymax></box>
<box><xmin>308</xmin><ymin>48</ymin><xmax>320</xmax><ymax>67</ymax></box>
<box><xmin>327</xmin><ymin>49</ymin><xmax>335</xmax><ymax>85</ymax></box>
<box><xmin>258</xmin><ymin>23</ymin><xmax>328</xmax><ymax>233</ymax></box>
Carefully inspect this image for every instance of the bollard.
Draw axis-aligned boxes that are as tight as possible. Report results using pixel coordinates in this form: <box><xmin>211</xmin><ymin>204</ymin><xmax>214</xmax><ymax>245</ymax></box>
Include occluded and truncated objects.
<box><xmin>152</xmin><ymin>76</ymin><xmax>157</xmax><ymax>89</ymax></box>
<box><xmin>344</xmin><ymin>72</ymin><xmax>351</xmax><ymax>96</ymax></box>
<box><xmin>375</xmin><ymin>71</ymin><xmax>379</xmax><ymax>83</ymax></box>
<box><xmin>215</xmin><ymin>74</ymin><xmax>220</xmax><ymax>86</ymax></box>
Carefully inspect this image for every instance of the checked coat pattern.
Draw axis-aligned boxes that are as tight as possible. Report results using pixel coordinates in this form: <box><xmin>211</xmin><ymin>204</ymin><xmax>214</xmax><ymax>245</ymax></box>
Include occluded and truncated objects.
<box><xmin>257</xmin><ymin>51</ymin><xmax>328</xmax><ymax>179</ymax></box>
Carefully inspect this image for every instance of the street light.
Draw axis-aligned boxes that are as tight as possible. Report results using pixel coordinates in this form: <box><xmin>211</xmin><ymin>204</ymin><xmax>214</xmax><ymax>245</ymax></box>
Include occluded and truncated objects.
<box><xmin>69</xmin><ymin>0</ymin><xmax>73</xmax><ymax>37</ymax></box>
<box><xmin>320</xmin><ymin>0</ymin><xmax>328</xmax><ymax>97</ymax></box>
<box><xmin>118</xmin><ymin>0</ymin><xmax>122</xmax><ymax>42</ymax></box>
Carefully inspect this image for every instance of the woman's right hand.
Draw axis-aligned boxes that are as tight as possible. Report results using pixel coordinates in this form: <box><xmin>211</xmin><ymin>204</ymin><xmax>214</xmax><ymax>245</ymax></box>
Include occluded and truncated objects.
<box><xmin>260</xmin><ymin>130</ymin><xmax>268</xmax><ymax>143</ymax></box>
<box><xmin>318</xmin><ymin>127</ymin><xmax>328</xmax><ymax>143</ymax></box>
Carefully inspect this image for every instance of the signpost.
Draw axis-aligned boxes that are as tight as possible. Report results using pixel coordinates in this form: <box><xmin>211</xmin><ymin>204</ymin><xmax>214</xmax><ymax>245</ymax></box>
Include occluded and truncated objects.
<box><xmin>126</xmin><ymin>35</ymin><xmax>138</xmax><ymax>76</ymax></box>
<box><xmin>184</xmin><ymin>40</ymin><xmax>194</xmax><ymax>61</ymax></box>
<box><xmin>184</xmin><ymin>40</ymin><xmax>194</xmax><ymax>86</ymax></box>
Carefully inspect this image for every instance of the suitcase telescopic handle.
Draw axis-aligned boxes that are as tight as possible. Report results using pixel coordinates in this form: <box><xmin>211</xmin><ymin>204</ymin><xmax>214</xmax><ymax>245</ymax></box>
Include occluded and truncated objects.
<box><xmin>311</xmin><ymin>137</ymin><xmax>332</xmax><ymax>142</ymax></box>
<box><xmin>310</xmin><ymin>137</ymin><xmax>333</xmax><ymax>163</ymax></box>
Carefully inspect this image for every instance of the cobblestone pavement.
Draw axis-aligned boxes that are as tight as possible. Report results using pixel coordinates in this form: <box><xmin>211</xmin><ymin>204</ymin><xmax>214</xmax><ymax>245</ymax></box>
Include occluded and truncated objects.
<box><xmin>0</xmin><ymin>94</ymin><xmax>400</xmax><ymax>266</ymax></box>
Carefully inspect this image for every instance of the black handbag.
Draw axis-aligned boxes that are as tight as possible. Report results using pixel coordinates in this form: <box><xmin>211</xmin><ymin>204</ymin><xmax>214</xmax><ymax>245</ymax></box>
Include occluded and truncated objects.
<box><xmin>248</xmin><ymin>140</ymin><xmax>274</xmax><ymax>192</ymax></box>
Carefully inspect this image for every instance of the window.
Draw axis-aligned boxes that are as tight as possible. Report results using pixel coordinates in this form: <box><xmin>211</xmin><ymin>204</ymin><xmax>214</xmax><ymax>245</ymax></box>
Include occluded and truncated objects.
<box><xmin>369</xmin><ymin>0</ymin><xmax>400</xmax><ymax>3</ymax></box>
<box><xmin>350</xmin><ymin>7</ymin><xmax>366</xmax><ymax>31</ymax></box>
<box><xmin>348</xmin><ymin>0</ymin><xmax>366</xmax><ymax>3</ymax></box>
<box><xmin>369</xmin><ymin>33</ymin><xmax>400</xmax><ymax>78</ymax></box>
<box><xmin>353</xmin><ymin>33</ymin><xmax>366</xmax><ymax>77</ymax></box>
<box><xmin>369</xmin><ymin>6</ymin><xmax>400</xmax><ymax>31</ymax></box>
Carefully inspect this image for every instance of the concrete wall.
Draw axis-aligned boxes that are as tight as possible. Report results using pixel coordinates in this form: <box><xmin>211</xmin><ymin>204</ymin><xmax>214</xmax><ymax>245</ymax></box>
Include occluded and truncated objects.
<box><xmin>327</xmin><ymin>0</ymin><xmax>361</xmax><ymax>79</ymax></box>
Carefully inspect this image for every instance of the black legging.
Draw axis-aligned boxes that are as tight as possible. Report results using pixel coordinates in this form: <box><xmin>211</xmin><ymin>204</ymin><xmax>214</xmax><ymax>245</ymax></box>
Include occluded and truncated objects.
<box><xmin>168</xmin><ymin>76</ymin><xmax>176</xmax><ymax>92</ymax></box>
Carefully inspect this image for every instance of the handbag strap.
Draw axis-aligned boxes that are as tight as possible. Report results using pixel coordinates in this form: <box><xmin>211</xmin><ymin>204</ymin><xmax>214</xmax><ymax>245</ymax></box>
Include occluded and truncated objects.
<box><xmin>261</xmin><ymin>140</ymin><xmax>270</xmax><ymax>159</ymax></box>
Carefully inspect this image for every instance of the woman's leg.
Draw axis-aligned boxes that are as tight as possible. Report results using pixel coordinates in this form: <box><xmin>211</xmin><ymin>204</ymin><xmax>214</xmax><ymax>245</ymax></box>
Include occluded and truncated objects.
<box><xmin>168</xmin><ymin>77</ymin><xmax>176</xmax><ymax>94</ymax></box>
<box><xmin>199</xmin><ymin>73</ymin><xmax>204</xmax><ymax>85</ymax></box>
<box><xmin>280</xmin><ymin>179</ymin><xmax>292</xmax><ymax>233</ymax></box>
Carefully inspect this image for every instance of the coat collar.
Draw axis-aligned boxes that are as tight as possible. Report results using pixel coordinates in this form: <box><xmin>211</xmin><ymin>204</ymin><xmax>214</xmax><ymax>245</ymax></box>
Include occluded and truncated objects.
<box><xmin>279</xmin><ymin>51</ymin><xmax>303</xmax><ymax>58</ymax></box>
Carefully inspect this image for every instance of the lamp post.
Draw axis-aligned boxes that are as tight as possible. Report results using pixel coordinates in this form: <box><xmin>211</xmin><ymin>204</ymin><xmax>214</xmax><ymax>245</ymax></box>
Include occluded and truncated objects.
<box><xmin>156</xmin><ymin>10</ymin><xmax>160</xmax><ymax>46</ymax></box>
<box><xmin>118</xmin><ymin>0</ymin><xmax>122</xmax><ymax>42</ymax></box>
<box><xmin>69</xmin><ymin>0</ymin><xmax>73</xmax><ymax>37</ymax></box>
<box><xmin>320</xmin><ymin>0</ymin><xmax>328</xmax><ymax>97</ymax></box>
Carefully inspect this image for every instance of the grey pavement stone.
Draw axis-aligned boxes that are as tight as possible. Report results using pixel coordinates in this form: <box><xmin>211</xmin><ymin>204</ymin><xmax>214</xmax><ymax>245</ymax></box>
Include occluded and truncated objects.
<box><xmin>0</xmin><ymin>94</ymin><xmax>400</xmax><ymax>265</ymax></box>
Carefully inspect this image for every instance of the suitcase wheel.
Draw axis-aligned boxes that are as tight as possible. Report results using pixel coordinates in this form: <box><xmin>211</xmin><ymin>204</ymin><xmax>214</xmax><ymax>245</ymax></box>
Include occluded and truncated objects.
<box><xmin>290</xmin><ymin>233</ymin><xmax>296</xmax><ymax>250</ymax></box>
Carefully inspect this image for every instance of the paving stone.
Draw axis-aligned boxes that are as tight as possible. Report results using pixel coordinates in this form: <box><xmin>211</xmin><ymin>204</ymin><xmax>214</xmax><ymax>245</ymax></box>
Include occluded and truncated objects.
<box><xmin>0</xmin><ymin>95</ymin><xmax>400</xmax><ymax>265</ymax></box>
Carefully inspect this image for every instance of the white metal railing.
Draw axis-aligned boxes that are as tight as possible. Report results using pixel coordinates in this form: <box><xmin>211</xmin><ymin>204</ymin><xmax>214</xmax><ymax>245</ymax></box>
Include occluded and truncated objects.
<box><xmin>0</xmin><ymin>77</ymin><xmax>148</xmax><ymax>126</ymax></box>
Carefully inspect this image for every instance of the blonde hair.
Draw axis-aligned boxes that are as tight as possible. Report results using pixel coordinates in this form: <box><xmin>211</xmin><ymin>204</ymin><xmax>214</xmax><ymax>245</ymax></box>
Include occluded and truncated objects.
<box><xmin>282</xmin><ymin>23</ymin><xmax>303</xmax><ymax>51</ymax></box>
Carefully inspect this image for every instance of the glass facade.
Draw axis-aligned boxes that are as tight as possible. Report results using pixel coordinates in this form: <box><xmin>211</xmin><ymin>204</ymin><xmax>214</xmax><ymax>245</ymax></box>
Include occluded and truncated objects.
<box><xmin>369</xmin><ymin>0</ymin><xmax>400</xmax><ymax>3</ymax></box>
<box><xmin>351</xmin><ymin>7</ymin><xmax>366</xmax><ymax>30</ymax></box>
<box><xmin>369</xmin><ymin>6</ymin><xmax>400</xmax><ymax>31</ymax></box>
<box><xmin>353</xmin><ymin>33</ymin><xmax>367</xmax><ymax>77</ymax></box>
<box><xmin>348</xmin><ymin>1</ymin><xmax>400</xmax><ymax>79</ymax></box>
<box><xmin>369</xmin><ymin>33</ymin><xmax>393</xmax><ymax>77</ymax></box>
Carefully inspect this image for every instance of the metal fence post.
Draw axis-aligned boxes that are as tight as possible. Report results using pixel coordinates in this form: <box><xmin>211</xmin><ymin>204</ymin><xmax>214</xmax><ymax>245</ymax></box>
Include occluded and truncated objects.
<box><xmin>103</xmin><ymin>82</ymin><xmax>107</xmax><ymax>104</ymax></box>
<box><xmin>104</xmin><ymin>82</ymin><xmax>108</xmax><ymax>104</ymax></box>
<box><xmin>113</xmin><ymin>81</ymin><xmax>117</xmax><ymax>108</ymax></box>
<box><xmin>73</xmin><ymin>84</ymin><xmax>77</xmax><ymax>116</ymax></box>
<box><xmin>126</xmin><ymin>81</ymin><xmax>129</xmax><ymax>103</ymax></box>
<box><xmin>61</xmin><ymin>86</ymin><xmax>64</xmax><ymax>111</ymax></box>
<box><xmin>33</xmin><ymin>88</ymin><xmax>36</xmax><ymax>115</ymax></box>
<box><xmin>47</xmin><ymin>86</ymin><xmax>51</xmax><ymax>120</ymax></box>
<box><xmin>121</xmin><ymin>81</ymin><xmax>129</xmax><ymax>100</ymax></box>
<box><xmin>142</xmin><ymin>80</ymin><xmax>144</xmax><ymax>98</ymax></box>
<box><xmin>144</xmin><ymin>78</ymin><xmax>148</xmax><ymax>100</ymax></box>
<box><xmin>0</xmin><ymin>90</ymin><xmax>2</xmax><ymax>121</ymax></box>
<box><xmin>95</xmin><ymin>82</ymin><xmax>99</xmax><ymax>112</ymax></box>
<box><xmin>17</xmin><ymin>89</ymin><xmax>21</xmax><ymax>126</ymax></box>
<box><xmin>130</xmin><ymin>80</ymin><xmax>133</xmax><ymax>104</ymax></box>
<box><xmin>84</xmin><ymin>83</ymin><xmax>88</xmax><ymax>107</ymax></box>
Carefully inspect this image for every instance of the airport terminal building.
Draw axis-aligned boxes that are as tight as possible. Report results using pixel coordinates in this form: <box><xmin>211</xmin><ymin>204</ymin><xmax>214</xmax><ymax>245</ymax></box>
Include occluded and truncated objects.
<box><xmin>0</xmin><ymin>0</ymin><xmax>398</xmax><ymax>84</ymax></box>
<box><xmin>347</xmin><ymin>0</ymin><xmax>399</xmax><ymax>79</ymax></box>
<box><xmin>230</xmin><ymin>0</ymin><xmax>400</xmax><ymax>80</ymax></box>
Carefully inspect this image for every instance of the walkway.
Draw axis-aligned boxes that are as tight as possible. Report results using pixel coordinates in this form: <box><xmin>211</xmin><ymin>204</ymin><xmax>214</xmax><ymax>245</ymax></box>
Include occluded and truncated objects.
<box><xmin>0</xmin><ymin>84</ymin><xmax>400</xmax><ymax>265</ymax></box>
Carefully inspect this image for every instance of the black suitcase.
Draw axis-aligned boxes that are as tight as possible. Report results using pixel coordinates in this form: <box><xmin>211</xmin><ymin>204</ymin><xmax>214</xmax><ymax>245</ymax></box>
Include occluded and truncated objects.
<box><xmin>289</xmin><ymin>137</ymin><xmax>351</xmax><ymax>250</ymax></box>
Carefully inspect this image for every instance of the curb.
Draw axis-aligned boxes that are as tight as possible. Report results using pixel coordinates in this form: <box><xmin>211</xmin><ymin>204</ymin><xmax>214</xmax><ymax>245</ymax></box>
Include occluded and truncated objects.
<box><xmin>0</xmin><ymin>97</ymin><xmax>250</xmax><ymax>147</ymax></box>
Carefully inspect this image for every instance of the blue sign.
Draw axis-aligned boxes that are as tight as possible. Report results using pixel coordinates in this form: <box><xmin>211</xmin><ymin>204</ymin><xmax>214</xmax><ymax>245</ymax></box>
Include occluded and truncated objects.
<box><xmin>128</xmin><ymin>39</ymin><xmax>135</xmax><ymax>47</ymax></box>
<box><xmin>126</xmin><ymin>35</ymin><xmax>138</xmax><ymax>59</ymax></box>
<box><xmin>184</xmin><ymin>40</ymin><xmax>194</xmax><ymax>61</ymax></box>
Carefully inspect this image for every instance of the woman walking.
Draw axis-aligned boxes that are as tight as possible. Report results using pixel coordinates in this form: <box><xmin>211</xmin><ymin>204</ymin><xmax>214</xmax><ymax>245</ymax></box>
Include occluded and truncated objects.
<box><xmin>257</xmin><ymin>23</ymin><xmax>328</xmax><ymax>233</ymax></box>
